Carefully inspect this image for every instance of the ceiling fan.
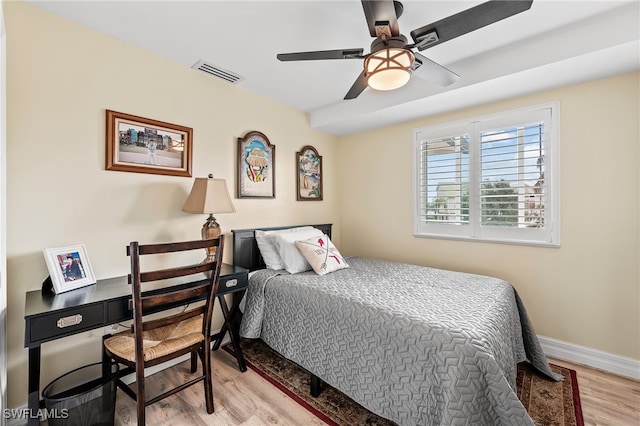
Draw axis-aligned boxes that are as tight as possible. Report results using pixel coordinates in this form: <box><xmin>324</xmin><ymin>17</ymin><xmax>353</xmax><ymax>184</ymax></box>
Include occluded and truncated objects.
<box><xmin>277</xmin><ymin>0</ymin><xmax>534</xmax><ymax>100</ymax></box>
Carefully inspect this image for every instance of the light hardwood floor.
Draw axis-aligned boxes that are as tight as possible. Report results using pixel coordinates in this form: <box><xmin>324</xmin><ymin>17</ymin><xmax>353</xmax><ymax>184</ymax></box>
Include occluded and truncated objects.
<box><xmin>113</xmin><ymin>350</ymin><xmax>640</xmax><ymax>425</ymax></box>
<box><xmin>547</xmin><ymin>357</ymin><xmax>639</xmax><ymax>426</ymax></box>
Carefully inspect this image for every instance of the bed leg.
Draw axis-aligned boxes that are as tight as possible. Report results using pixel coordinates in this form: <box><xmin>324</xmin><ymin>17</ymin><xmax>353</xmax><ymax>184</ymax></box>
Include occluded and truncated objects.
<box><xmin>310</xmin><ymin>374</ymin><xmax>322</xmax><ymax>397</ymax></box>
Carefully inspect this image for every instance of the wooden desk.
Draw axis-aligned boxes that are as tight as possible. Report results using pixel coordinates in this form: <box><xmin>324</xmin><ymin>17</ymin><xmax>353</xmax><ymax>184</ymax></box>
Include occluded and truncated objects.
<box><xmin>24</xmin><ymin>263</ymin><xmax>248</xmax><ymax>426</ymax></box>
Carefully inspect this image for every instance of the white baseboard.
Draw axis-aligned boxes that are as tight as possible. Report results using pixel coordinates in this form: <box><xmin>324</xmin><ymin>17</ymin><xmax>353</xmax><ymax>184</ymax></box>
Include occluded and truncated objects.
<box><xmin>539</xmin><ymin>335</ymin><xmax>640</xmax><ymax>380</ymax></box>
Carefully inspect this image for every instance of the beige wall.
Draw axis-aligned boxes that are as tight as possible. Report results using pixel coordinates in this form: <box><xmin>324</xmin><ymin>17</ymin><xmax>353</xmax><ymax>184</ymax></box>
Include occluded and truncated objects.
<box><xmin>337</xmin><ymin>72</ymin><xmax>640</xmax><ymax>361</ymax></box>
<box><xmin>4</xmin><ymin>2</ymin><xmax>339</xmax><ymax>408</ymax></box>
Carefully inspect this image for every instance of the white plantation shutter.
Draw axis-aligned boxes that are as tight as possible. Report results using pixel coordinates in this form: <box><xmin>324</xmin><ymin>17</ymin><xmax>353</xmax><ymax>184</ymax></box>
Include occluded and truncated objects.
<box><xmin>479</xmin><ymin>122</ymin><xmax>545</xmax><ymax>227</ymax></box>
<box><xmin>415</xmin><ymin>123</ymin><xmax>471</xmax><ymax>238</ymax></box>
<box><xmin>414</xmin><ymin>103</ymin><xmax>559</xmax><ymax>246</ymax></box>
<box><xmin>421</xmin><ymin>134</ymin><xmax>469</xmax><ymax>225</ymax></box>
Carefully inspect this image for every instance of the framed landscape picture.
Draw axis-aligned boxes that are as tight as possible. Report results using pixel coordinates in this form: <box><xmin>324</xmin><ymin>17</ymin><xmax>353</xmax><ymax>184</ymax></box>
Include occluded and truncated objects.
<box><xmin>237</xmin><ymin>131</ymin><xmax>276</xmax><ymax>198</ymax></box>
<box><xmin>296</xmin><ymin>145</ymin><xmax>322</xmax><ymax>201</ymax></box>
<box><xmin>43</xmin><ymin>244</ymin><xmax>96</xmax><ymax>294</ymax></box>
<box><xmin>105</xmin><ymin>109</ymin><xmax>193</xmax><ymax>177</ymax></box>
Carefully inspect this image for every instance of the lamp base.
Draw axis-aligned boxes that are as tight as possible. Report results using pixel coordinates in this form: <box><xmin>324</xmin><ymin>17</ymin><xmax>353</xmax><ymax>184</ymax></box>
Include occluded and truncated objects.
<box><xmin>201</xmin><ymin>214</ymin><xmax>221</xmax><ymax>263</ymax></box>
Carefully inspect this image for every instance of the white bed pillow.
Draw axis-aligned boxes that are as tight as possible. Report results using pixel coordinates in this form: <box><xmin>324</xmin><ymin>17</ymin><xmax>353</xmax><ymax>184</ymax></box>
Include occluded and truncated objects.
<box><xmin>255</xmin><ymin>226</ymin><xmax>316</xmax><ymax>270</ymax></box>
<box><xmin>295</xmin><ymin>234</ymin><xmax>349</xmax><ymax>276</ymax></box>
<box><xmin>269</xmin><ymin>227</ymin><xmax>324</xmax><ymax>274</ymax></box>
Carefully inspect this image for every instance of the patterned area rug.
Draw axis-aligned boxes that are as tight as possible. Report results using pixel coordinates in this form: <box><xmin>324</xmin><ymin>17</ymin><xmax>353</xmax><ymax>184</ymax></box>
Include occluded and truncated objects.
<box><xmin>224</xmin><ymin>339</ymin><xmax>583</xmax><ymax>426</ymax></box>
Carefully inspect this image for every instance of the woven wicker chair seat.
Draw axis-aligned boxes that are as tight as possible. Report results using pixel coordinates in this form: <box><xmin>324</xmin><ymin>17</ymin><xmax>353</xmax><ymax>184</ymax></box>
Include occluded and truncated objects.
<box><xmin>104</xmin><ymin>315</ymin><xmax>204</xmax><ymax>363</ymax></box>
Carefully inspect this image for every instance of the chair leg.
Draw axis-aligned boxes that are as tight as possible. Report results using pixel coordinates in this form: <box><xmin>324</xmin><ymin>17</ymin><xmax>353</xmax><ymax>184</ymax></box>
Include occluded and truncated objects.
<box><xmin>135</xmin><ymin>364</ymin><xmax>146</xmax><ymax>426</ymax></box>
<box><xmin>202</xmin><ymin>342</ymin><xmax>214</xmax><ymax>414</ymax></box>
<box><xmin>190</xmin><ymin>349</ymin><xmax>198</xmax><ymax>373</ymax></box>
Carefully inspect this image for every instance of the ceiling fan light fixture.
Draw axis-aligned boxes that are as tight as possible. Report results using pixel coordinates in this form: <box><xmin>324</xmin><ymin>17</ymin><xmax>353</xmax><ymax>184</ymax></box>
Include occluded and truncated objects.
<box><xmin>365</xmin><ymin>47</ymin><xmax>414</xmax><ymax>91</ymax></box>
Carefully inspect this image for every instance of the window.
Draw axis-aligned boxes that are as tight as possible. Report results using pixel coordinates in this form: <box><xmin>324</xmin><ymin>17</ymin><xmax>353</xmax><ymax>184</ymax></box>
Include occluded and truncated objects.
<box><xmin>413</xmin><ymin>103</ymin><xmax>559</xmax><ymax>246</ymax></box>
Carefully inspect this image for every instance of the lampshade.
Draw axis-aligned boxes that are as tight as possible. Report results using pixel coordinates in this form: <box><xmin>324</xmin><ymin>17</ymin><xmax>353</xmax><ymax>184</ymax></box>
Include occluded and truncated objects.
<box><xmin>183</xmin><ymin>174</ymin><xmax>235</xmax><ymax>263</ymax></box>
<box><xmin>182</xmin><ymin>174</ymin><xmax>236</xmax><ymax>215</ymax></box>
<box><xmin>364</xmin><ymin>47</ymin><xmax>414</xmax><ymax>91</ymax></box>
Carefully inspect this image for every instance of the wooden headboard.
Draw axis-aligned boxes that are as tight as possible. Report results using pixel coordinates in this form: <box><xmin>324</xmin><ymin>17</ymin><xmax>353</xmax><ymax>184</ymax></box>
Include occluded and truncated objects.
<box><xmin>231</xmin><ymin>224</ymin><xmax>332</xmax><ymax>271</ymax></box>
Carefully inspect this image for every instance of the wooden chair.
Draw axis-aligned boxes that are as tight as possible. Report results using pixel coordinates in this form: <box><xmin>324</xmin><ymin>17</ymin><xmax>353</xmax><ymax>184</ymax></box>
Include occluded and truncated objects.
<box><xmin>103</xmin><ymin>237</ymin><xmax>224</xmax><ymax>426</ymax></box>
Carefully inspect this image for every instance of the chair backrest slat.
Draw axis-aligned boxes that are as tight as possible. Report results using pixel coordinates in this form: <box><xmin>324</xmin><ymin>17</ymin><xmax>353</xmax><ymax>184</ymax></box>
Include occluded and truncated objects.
<box><xmin>140</xmin><ymin>282</ymin><xmax>209</xmax><ymax>310</ymax></box>
<box><xmin>128</xmin><ymin>239</ymin><xmax>221</xmax><ymax>256</ymax></box>
<box><xmin>139</xmin><ymin>262</ymin><xmax>215</xmax><ymax>283</ymax></box>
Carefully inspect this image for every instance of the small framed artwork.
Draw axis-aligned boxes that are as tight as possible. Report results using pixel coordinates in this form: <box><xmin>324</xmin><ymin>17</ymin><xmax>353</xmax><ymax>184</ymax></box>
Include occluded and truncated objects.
<box><xmin>43</xmin><ymin>244</ymin><xmax>97</xmax><ymax>294</ymax></box>
<box><xmin>296</xmin><ymin>145</ymin><xmax>323</xmax><ymax>201</ymax></box>
<box><xmin>237</xmin><ymin>131</ymin><xmax>276</xmax><ymax>198</ymax></box>
<box><xmin>106</xmin><ymin>109</ymin><xmax>193</xmax><ymax>177</ymax></box>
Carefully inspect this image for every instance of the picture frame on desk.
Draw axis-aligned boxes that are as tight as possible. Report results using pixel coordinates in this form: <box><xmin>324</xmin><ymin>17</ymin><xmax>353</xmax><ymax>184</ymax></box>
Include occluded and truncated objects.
<box><xmin>43</xmin><ymin>244</ymin><xmax>96</xmax><ymax>294</ymax></box>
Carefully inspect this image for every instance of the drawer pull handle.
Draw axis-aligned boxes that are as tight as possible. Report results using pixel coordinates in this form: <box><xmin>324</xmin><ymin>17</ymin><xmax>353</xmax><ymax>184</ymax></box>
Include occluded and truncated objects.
<box><xmin>225</xmin><ymin>279</ymin><xmax>238</xmax><ymax>288</ymax></box>
<box><xmin>57</xmin><ymin>314</ymin><xmax>83</xmax><ymax>328</ymax></box>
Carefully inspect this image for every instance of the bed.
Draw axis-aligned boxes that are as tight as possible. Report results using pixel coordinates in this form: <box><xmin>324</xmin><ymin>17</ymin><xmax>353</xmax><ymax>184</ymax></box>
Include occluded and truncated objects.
<box><xmin>232</xmin><ymin>224</ymin><xmax>561</xmax><ymax>426</ymax></box>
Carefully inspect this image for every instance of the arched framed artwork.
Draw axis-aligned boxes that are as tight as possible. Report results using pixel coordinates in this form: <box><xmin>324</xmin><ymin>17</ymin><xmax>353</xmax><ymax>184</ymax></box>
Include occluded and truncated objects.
<box><xmin>296</xmin><ymin>145</ymin><xmax>322</xmax><ymax>201</ymax></box>
<box><xmin>237</xmin><ymin>131</ymin><xmax>275</xmax><ymax>198</ymax></box>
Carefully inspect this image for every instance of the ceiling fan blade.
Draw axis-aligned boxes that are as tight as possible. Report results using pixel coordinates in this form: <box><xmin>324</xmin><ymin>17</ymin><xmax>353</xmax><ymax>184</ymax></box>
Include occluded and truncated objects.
<box><xmin>361</xmin><ymin>0</ymin><xmax>400</xmax><ymax>38</ymax></box>
<box><xmin>277</xmin><ymin>48</ymin><xmax>364</xmax><ymax>61</ymax></box>
<box><xmin>344</xmin><ymin>71</ymin><xmax>368</xmax><ymax>100</ymax></box>
<box><xmin>410</xmin><ymin>0</ymin><xmax>534</xmax><ymax>51</ymax></box>
<box><xmin>412</xmin><ymin>52</ymin><xmax>460</xmax><ymax>87</ymax></box>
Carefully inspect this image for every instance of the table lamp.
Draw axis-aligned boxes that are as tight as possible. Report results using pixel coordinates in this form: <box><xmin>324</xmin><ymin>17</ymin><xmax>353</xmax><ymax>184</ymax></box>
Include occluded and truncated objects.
<box><xmin>182</xmin><ymin>173</ymin><xmax>236</xmax><ymax>262</ymax></box>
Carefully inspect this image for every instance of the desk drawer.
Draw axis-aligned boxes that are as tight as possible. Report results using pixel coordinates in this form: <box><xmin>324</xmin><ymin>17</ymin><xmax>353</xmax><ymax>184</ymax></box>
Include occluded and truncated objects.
<box><xmin>30</xmin><ymin>304</ymin><xmax>104</xmax><ymax>343</ymax></box>
<box><xmin>218</xmin><ymin>273</ymin><xmax>248</xmax><ymax>295</ymax></box>
<box><xmin>107</xmin><ymin>298</ymin><xmax>131</xmax><ymax>324</ymax></box>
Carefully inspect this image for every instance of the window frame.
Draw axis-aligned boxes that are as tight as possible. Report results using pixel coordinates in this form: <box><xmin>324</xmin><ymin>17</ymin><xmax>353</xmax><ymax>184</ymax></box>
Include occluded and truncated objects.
<box><xmin>413</xmin><ymin>102</ymin><xmax>560</xmax><ymax>247</ymax></box>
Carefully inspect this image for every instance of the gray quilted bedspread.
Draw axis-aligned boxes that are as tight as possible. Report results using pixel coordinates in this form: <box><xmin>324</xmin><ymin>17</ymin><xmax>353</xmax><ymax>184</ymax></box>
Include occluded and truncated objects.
<box><xmin>240</xmin><ymin>257</ymin><xmax>561</xmax><ymax>425</ymax></box>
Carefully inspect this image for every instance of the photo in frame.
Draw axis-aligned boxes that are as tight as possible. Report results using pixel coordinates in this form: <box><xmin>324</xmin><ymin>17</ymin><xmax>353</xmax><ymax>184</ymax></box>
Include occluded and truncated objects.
<box><xmin>296</xmin><ymin>145</ymin><xmax>323</xmax><ymax>201</ymax></box>
<box><xmin>237</xmin><ymin>131</ymin><xmax>276</xmax><ymax>198</ymax></box>
<box><xmin>43</xmin><ymin>244</ymin><xmax>97</xmax><ymax>294</ymax></box>
<box><xmin>106</xmin><ymin>109</ymin><xmax>193</xmax><ymax>177</ymax></box>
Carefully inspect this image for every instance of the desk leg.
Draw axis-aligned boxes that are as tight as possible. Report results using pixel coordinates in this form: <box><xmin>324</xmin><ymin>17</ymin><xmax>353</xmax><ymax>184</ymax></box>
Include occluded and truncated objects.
<box><xmin>27</xmin><ymin>345</ymin><xmax>41</xmax><ymax>426</ymax></box>
<box><xmin>215</xmin><ymin>293</ymin><xmax>247</xmax><ymax>372</ymax></box>
<box><xmin>229</xmin><ymin>290</ymin><xmax>247</xmax><ymax>372</ymax></box>
<box><xmin>211</xmin><ymin>322</ymin><xmax>228</xmax><ymax>351</ymax></box>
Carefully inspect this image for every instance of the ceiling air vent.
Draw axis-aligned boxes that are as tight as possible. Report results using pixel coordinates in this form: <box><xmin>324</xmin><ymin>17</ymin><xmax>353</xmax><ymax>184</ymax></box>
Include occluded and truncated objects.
<box><xmin>191</xmin><ymin>60</ymin><xmax>243</xmax><ymax>84</ymax></box>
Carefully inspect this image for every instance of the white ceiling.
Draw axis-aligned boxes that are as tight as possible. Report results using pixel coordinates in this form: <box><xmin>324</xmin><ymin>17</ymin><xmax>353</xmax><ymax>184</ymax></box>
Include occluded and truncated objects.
<box><xmin>27</xmin><ymin>0</ymin><xmax>640</xmax><ymax>135</ymax></box>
